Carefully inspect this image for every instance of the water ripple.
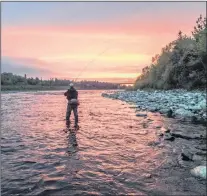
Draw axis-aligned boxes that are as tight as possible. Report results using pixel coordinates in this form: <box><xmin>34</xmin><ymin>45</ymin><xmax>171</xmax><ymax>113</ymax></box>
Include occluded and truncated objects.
<box><xmin>1</xmin><ymin>90</ymin><xmax>206</xmax><ymax>195</ymax></box>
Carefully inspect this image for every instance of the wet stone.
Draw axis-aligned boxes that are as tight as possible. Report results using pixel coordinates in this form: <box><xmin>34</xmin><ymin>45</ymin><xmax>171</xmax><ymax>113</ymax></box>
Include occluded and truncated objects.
<box><xmin>191</xmin><ymin>166</ymin><xmax>206</xmax><ymax>179</ymax></box>
<box><xmin>165</xmin><ymin>129</ymin><xmax>171</xmax><ymax>133</ymax></box>
<box><xmin>195</xmin><ymin>145</ymin><xmax>207</xmax><ymax>151</ymax></box>
<box><xmin>148</xmin><ymin>141</ymin><xmax>160</xmax><ymax>147</ymax></box>
<box><xmin>164</xmin><ymin>133</ymin><xmax>175</xmax><ymax>141</ymax></box>
<box><xmin>164</xmin><ymin>136</ymin><xmax>175</xmax><ymax>142</ymax></box>
<box><xmin>181</xmin><ymin>152</ymin><xmax>193</xmax><ymax>161</ymax></box>
<box><xmin>171</xmin><ymin>131</ymin><xmax>204</xmax><ymax>140</ymax></box>
<box><xmin>136</xmin><ymin>113</ymin><xmax>147</xmax><ymax>117</ymax></box>
<box><xmin>193</xmin><ymin>154</ymin><xmax>206</xmax><ymax>161</ymax></box>
<box><xmin>167</xmin><ymin>109</ymin><xmax>173</xmax><ymax>118</ymax></box>
<box><xmin>143</xmin><ymin>173</ymin><xmax>152</xmax><ymax>178</ymax></box>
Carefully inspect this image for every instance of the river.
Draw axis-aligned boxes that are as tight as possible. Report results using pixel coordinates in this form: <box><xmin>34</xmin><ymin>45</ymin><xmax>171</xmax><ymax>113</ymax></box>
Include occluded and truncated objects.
<box><xmin>1</xmin><ymin>90</ymin><xmax>206</xmax><ymax>196</ymax></box>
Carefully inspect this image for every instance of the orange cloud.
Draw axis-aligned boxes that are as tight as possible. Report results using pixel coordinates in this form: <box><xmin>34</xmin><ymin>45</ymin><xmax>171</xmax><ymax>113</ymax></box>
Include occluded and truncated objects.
<box><xmin>2</xmin><ymin>24</ymin><xmax>175</xmax><ymax>61</ymax></box>
<box><xmin>1</xmin><ymin>12</ymin><xmax>200</xmax><ymax>81</ymax></box>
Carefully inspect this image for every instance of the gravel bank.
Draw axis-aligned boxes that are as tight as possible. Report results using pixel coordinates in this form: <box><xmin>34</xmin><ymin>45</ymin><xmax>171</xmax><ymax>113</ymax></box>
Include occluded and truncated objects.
<box><xmin>102</xmin><ymin>89</ymin><xmax>207</xmax><ymax>181</ymax></box>
<box><xmin>102</xmin><ymin>89</ymin><xmax>206</xmax><ymax>124</ymax></box>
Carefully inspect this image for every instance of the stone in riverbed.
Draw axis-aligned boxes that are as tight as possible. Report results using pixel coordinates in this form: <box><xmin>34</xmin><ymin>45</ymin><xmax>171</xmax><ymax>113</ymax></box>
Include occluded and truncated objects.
<box><xmin>158</xmin><ymin>133</ymin><xmax>164</xmax><ymax>137</ymax></box>
<box><xmin>197</xmin><ymin>100</ymin><xmax>206</xmax><ymax>111</ymax></box>
<box><xmin>143</xmin><ymin>173</ymin><xmax>152</xmax><ymax>178</ymax></box>
<box><xmin>159</xmin><ymin>108</ymin><xmax>170</xmax><ymax>114</ymax></box>
<box><xmin>129</xmin><ymin>106</ymin><xmax>138</xmax><ymax>109</ymax></box>
<box><xmin>191</xmin><ymin>116</ymin><xmax>199</xmax><ymax>124</ymax></box>
<box><xmin>156</xmin><ymin>128</ymin><xmax>164</xmax><ymax>136</ymax></box>
<box><xmin>165</xmin><ymin>136</ymin><xmax>175</xmax><ymax>141</ymax></box>
<box><xmin>198</xmin><ymin>117</ymin><xmax>207</xmax><ymax>125</ymax></box>
<box><xmin>148</xmin><ymin>141</ymin><xmax>160</xmax><ymax>146</ymax></box>
<box><xmin>164</xmin><ymin>129</ymin><xmax>171</xmax><ymax>133</ymax></box>
<box><xmin>193</xmin><ymin>154</ymin><xmax>206</xmax><ymax>161</ymax></box>
<box><xmin>167</xmin><ymin>109</ymin><xmax>173</xmax><ymax>118</ymax></box>
<box><xmin>181</xmin><ymin>150</ymin><xmax>193</xmax><ymax>161</ymax></box>
<box><xmin>191</xmin><ymin>166</ymin><xmax>206</xmax><ymax>179</ymax></box>
<box><xmin>136</xmin><ymin>113</ymin><xmax>147</xmax><ymax>117</ymax></box>
<box><xmin>158</xmin><ymin>143</ymin><xmax>165</xmax><ymax>148</ymax></box>
<box><xmin>195</xmin><ymin>145</ymin><xmax>207</xmax><ymax>151</ymax></box>
<box><xmin>149</xmin><ymin>108</ymin><xmax>156</xmax><ymax>112</ymax></box>
<box><xmin>175</xmin><ymin>108</ymin><xmax>194</xmax><ymax>117</ymax></box>
<box><xmin>164</xmin><ymin>133</ymin><xmax>175</xmax><ymax>141</ymax></box>
<box><xmin>171</xmin><ymin>131</ymin><xmax>205</xmax><ymax>140</ymax></box>
<box><xmin>195</xmin><ymin>151</ymin><xmax>207</xmax><ymax>156</ymax></box>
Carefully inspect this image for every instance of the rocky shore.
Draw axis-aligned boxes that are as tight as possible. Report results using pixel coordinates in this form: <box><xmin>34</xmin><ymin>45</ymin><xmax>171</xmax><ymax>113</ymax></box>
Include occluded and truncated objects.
<box><xmin>102</xmin><ymin>89</ymin><xmax>206</xmax><ymax>125</ymax></box>
<box><xmin>102</xmin><ymin>89</ymin><xmax>207</xmax><ymax>180</ymax></box>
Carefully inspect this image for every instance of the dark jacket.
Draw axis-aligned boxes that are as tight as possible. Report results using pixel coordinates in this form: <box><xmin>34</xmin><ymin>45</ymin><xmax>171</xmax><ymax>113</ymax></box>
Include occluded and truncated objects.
<box><xmin>64</xmin><ymin>87</ymin><xmax>78</xmax><ymax>101</ymax></box>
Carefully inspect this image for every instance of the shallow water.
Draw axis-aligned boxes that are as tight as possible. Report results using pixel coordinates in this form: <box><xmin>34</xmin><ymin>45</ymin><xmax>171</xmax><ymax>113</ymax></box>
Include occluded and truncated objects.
<box><xmin>1</xmin><ymin>90</ymin><xmax>206</xmax><ymax>196</ymax></box>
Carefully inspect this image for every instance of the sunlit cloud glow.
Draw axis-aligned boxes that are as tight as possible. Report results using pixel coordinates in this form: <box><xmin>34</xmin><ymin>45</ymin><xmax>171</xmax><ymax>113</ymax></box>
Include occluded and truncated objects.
<box><xmin>1</xmin><ymin>2</ymin><xmax>206</xmax><ymax>82</ymax></box>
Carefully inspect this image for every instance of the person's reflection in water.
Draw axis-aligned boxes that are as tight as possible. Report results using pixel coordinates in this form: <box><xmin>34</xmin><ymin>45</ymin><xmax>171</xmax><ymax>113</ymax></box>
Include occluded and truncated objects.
<box><xmin>69</xmin><ymin>129</ymin><xmax>78</xmax><ymax>147</ymax></box>
<box><xmin>65</xmin><ymin>127</ymin><xmax>81</xmax><ymax>183</ymax></box>
<box><xmin>66</xmin><ymin>127</ymin><xmax>79</xmax><ymax>156</ymax></box>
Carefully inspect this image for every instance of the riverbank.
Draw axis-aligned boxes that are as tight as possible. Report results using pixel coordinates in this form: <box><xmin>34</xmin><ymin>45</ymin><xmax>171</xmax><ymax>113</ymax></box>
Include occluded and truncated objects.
<box><xmin>102</xmin><ymin>89</ymin><xmax>207</xmax><ymax>125</ymax></box>
<box><xmin>102</xmin><ymin>89</ymin><xmax>207</xmax><ymax>183</ymax></box>
<box><xmin>1</xmin><ymin>85</ymin><xmax>119</xmax><ymax>92</ymax></box>
<box><xmin>102</xmin><ymin>89</ymin><xmax>207</xmax><ymax>181</ymax></box>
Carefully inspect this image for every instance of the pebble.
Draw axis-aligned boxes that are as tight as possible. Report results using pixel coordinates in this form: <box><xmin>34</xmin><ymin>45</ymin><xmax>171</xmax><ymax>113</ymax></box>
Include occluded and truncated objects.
<box><xmin>143</xmin><ymin>173</ymin><xmax>152</xmax><ymax>178</ymax></box>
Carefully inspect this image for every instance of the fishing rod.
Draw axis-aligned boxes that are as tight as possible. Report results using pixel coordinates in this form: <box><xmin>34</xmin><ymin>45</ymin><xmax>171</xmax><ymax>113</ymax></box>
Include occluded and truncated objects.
<box><xmin>73</xmin><ymin>41</ymin><xmax>113</xmax><ymax>82</ymax></box>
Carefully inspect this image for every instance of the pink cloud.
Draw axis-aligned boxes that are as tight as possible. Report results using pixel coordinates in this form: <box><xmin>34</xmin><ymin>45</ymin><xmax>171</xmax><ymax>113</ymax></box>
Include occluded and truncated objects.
<box><xmin>2</xmin><ymin>9</ymin><xmax>203</xmax><ymax>81</ymax></box>
<box><xmin>2</xmin><ymin>23</ymin><xmax>178</xmax><ymax>61</ymax></box>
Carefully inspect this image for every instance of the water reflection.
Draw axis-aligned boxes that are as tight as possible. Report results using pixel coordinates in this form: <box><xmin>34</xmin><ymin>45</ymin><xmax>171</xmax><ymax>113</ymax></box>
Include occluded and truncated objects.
<box><xmin>67</xmin><ymin>127</ymin><xmax>78</xmax><ymax>152</ymax></box>
<box><xmin>1</xmin><ymin>90</ymin><xmax>206</xmax><ymax>196</ymax></box>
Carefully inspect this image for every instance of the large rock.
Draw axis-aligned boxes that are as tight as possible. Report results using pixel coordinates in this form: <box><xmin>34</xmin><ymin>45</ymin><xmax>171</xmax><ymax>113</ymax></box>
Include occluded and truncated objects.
<box><xmin>197</xmin><ymin>100</ymin><xmax>206</xmax><ymax>111</ymax></box>
<box><xmin>191</xmin><ymin>166</ymin><xmax>206</xmax><ymax>179</ymax></box>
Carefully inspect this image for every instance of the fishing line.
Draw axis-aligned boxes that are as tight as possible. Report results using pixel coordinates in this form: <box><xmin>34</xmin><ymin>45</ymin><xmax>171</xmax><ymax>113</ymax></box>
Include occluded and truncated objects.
<box><xmin>64</xmin><ymin>40</ymin><xmax>114</xmax><ymax>123</ymax></box>
<box><xmin>72</xmin><ymin>41</ymin><xmax>113</xmax><ymax>123</ymax></box>
<box><xmin>74</xmin><ymin>40</ymin><xmax>113</xmax><ymax>82</ymax></box>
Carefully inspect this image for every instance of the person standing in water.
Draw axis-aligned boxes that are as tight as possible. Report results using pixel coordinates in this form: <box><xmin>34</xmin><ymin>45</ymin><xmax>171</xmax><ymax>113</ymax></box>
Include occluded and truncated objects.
<box><xmin>64</xmin><ymin>83</ymin><xmax>79</xmax><ymax>128</ymax></box>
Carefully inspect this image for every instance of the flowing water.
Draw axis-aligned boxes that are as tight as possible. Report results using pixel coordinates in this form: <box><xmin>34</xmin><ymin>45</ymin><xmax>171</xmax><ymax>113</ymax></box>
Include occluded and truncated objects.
<box><xmin>1</xmin><ymin>90</ymin><xmax>206</xmax><ymax>196</ymax></box>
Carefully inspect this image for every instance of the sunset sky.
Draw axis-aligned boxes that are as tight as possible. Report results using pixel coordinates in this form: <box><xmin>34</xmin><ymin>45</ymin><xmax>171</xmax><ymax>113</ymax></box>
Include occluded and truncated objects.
<box><xmin>1</xmin><ymin>2</ymin><xmax>206</xmax><ymax>83</ymax></box>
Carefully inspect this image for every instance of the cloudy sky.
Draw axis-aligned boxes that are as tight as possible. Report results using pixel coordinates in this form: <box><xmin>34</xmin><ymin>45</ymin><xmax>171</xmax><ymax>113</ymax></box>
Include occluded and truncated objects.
<box><xmin>1</xmin><ymin>2</ymin><xmax>206</xmax><ymax>82</ymax></box>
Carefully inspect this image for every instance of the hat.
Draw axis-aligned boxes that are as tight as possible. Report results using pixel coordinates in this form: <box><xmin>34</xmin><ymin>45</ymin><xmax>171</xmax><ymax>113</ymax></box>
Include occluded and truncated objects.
<box><xmin>69</xmin><ymin>83</ymin><xmax>74</xmax><ymax>88</ymax></box>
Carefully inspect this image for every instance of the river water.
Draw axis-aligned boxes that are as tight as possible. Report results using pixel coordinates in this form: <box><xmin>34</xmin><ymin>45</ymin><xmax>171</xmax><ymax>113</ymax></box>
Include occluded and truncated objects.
<box><xmin>1</xmin><ymin>90</ymin><xmax>206</xmax><ymax>196</ymax></box>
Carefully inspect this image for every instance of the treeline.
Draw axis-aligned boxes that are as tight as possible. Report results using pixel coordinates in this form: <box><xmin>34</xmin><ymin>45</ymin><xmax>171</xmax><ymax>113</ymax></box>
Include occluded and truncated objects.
<box><xmin>1</xmin><ymin>72</ymin><xmax>122</xmax><ymax>90</ymax></box>
<box><xmin>134</xmin><ymin>15</ymin><xmax>207</xmax><ymax>90</ymax></box>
